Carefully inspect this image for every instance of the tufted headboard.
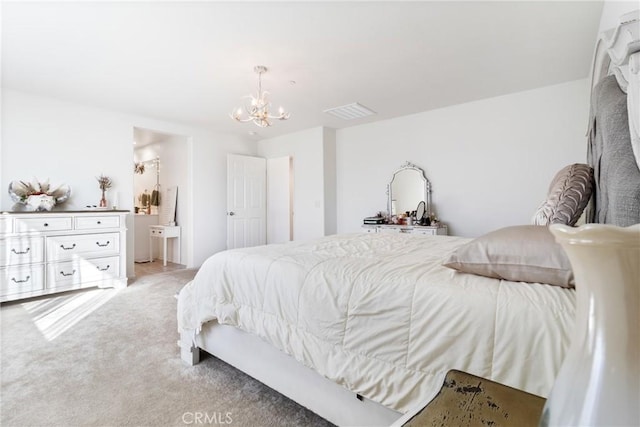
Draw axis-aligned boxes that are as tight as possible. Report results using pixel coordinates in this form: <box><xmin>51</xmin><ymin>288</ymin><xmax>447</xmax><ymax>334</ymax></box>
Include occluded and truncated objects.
<box><xmin>586</xmin><ymin>10</ymin><xmax>640</xmax><ymax>226</ymax></box>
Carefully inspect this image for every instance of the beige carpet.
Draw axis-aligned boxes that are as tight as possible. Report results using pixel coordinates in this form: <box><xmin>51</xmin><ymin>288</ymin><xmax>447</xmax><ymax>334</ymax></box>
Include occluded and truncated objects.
<box><xmin>0</xmin><ymin>270</ymin><xmax>333</xmax><ymax>427</ymax></box>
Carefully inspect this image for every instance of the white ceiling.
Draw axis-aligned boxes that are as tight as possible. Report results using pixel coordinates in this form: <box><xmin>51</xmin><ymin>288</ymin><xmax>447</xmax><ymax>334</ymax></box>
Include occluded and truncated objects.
<box><xmin>2</xmin><ymin>1</ymin><xmax>603</xmax><ymax>140</ymax></box>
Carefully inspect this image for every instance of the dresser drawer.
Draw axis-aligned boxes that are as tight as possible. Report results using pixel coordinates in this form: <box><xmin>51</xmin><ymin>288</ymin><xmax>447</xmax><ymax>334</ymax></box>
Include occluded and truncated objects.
<box><xmin>75</xmin><ymin>215</ymin><xmax>120</xmax><ymax>230</ymax></box>
<box><xmin>1</xmin><ymin>264</ymin><xmax>45</xmax><ymax>297</ymax></box>
<box><xmin>15</xmin><ymin>216</ymin><xmax>73</xmax><ymax>233</ymax></box>
<box><xmin>411</xmin><ymin>228</ymin><xmax>438</xmax><ymax>236</ymax></box>
<box><xmin>150</xmin><ymin>226</ymin><xmax>180</xmax><ymax>238</ymax></box>
<box><xmin>47</xmin><ymin>233</ymin><xmax>120</xmax><ymax>261</ymax></box>
<box><xmin>0</xmin><ymin>237</ymin><xmax>45</xmax><ymax>266</ymax></box>
<box><xmin>47</xmin><ymin>256</ymin><xmax>120</xmax><ymax>289</ymax></box>
<box><xmin>378</xmin><ymin>227</ymin><xmax>403</xmax><ymax>234</ymax></box>
<box><xmin>0</xmin><ymin>217</ymin><xmax>13</xmax><ymax>234</ymax></box>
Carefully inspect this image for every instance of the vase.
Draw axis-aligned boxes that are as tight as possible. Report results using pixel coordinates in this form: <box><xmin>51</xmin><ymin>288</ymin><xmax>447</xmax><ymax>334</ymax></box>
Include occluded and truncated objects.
<box><xmin>540</xmin><ymin>224</ymin><xmax>640</xmax><ymax>427</ymax></box>
<box><xmin>99</xmin><ymin>190</ymin><xmax>107</xmax><ymax>208</ymax></box>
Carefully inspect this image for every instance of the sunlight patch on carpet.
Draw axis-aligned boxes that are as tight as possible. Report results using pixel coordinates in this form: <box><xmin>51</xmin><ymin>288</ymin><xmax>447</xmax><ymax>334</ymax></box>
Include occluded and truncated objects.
<box><xmin>21</xmin><ymin>289</ymin><xmax>119</xmax><ymax>341</ymax></box>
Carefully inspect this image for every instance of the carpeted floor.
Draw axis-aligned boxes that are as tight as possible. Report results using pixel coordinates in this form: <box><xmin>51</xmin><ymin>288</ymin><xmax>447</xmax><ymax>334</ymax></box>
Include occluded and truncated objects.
<box><xmin>0</xmin><ymin>270</ymin><xmax>334</xmax><ymax>427</ymax></box>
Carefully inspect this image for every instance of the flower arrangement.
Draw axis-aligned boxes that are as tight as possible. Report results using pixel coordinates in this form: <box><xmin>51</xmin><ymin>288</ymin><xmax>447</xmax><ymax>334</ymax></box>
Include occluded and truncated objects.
<box><xmin>8</xmin><ymin>178</ymin><xmax>71</xmax><ymax>211</ymax></box>
<box><xmin>96</xmin><ymin>175</ymin><xmax>113</xmax><ymax>191</ymax></box>
<box><xmin>134</xmin><ymin>162</ymin><xmax>145</xmax><ymax>175</ymax></box>
<box><xmin>96</xmin><ymin>175</ymin><xmax>112</xmax><ymax>207</ymax></box>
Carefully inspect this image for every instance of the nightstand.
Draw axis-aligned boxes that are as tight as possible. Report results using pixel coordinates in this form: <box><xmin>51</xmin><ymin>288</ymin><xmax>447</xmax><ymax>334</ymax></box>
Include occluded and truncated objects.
<box><xmin>393</xmin><ymin>370</ymin><xmax>545</xmax><ymax>427</ymax></box>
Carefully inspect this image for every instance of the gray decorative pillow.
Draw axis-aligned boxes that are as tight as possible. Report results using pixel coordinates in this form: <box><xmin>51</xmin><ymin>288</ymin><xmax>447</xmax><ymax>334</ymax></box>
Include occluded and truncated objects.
<box><xmin>443</xmin><ymin>225</ymin><xmax>574</xmax><ymax>288</ymax></box>
<box><xmin>533</xmin><ymin>163</ymin><xmax>594</xmax><ymax>226</ymax></box>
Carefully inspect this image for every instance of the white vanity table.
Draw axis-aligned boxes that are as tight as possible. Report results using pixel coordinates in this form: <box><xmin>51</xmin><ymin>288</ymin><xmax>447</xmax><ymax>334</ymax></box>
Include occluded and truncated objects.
<box><xmin>362</xmin><ymin>224</ymin><xmax>448</xmax><ymax>235</ymax></box>
<box><xmin>371</xmin><ymin>161</ymin><xmax>448</xmax><ymax>236</ymax></box>
<box><xmin>149</xmin><ymin>185</ymin><xmax>181</xmax><ymax>266</ymax></box>
<box><xmin>149</xmin><ymin>225</ymin><xmax>180</xmax><ymax>267</ymax></box>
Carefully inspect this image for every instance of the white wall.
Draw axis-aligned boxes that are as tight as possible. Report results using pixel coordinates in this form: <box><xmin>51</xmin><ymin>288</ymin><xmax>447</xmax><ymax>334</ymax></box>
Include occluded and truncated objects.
<box><xmin>266</xmin><ymin>156</ymin><xmax>292</xmax><ymax>244</ymax></box>
<box><xmin>336</xmin><ymin>79</ymin><xmax>591</xmax><ymax>237</ymax></box>
<box><xmin>2</xmin><ymin>91</ymin><xmax>133</xmax><ymax>211</ymax></box>
<box><xmin>257</xmin><ymin>127</ymin><xmax>327</xmax><ymax>241</ymax></box>
<box><xmin>152</xmin><ymin>135</ymin><xmax>189</xmax><ymax>225</ymax></box>
<box><xmin>1</xmin><ymin>89</ymin><xmax>256</xmax><ymax>272</ymax></box>
<box><xmin>323</xmin><ymin>128</ymin><xmax>337</xmax><ymax>235</ymax></box>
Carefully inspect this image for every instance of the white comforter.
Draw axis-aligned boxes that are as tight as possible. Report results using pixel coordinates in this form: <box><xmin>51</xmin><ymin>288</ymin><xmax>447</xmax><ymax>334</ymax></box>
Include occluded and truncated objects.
<box><xmin>177</xmin><ymin>233</ymin><xmax>575</xmax><ymax>413</ymax></box>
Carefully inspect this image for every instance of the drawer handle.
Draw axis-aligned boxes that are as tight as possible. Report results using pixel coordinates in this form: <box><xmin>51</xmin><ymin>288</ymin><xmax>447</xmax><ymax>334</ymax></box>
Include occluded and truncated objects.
<box><xmin>60</xmin><ymin>243</ymin><xmax>77</xmax><ymax>250</ymax></box>
<box><xmin>11</xmin><ymin>275</ymin><xmax>31</xmax><ymax>283</ymax></box>
<box><xmin>11</xmin><ymin>247</ymin><xmax>31</xmax><ymax>255</ymax></box>
<box><xmin>96</xmin><ymin>241</ymin><xmax>110</xmax><ymax>247</ymax></box>
<box><xmin>97</xmin><ymin>265</ymin><xmax>110</xmax><ymax>271</ymax></box>
<box><xmin>97</xmin><ymin>221</ymin><xmax>102</xmax><ymax>224</ymax></box>
<box><xmin>59</xmin><ymin>270</ymin><xmax>76</xmax><ymax>277</ymax></box>
<box><xmin>43</xmin><ymin>223</ymin><xmax>49</xmax><ymax>227</ymax></box>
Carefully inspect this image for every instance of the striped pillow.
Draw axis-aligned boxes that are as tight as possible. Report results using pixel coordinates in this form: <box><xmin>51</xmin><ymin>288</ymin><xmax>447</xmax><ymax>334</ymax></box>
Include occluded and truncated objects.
<box><xmin>533</xmin><ymin>164</ymin><xmax>594</xmax><ymax>226</ymax></box>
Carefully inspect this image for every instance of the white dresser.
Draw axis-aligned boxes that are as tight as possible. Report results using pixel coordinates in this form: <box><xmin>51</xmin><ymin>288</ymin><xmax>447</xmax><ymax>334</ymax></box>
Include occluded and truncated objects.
<box><xmin>0</xmin><ymin>210</ymin><xmax>128</xmax><ymax>302</ymax></box>
<box><xmin>362</xmin><ymin>224</ymin><xmax>448</xmax><ymax>235</ymax></box>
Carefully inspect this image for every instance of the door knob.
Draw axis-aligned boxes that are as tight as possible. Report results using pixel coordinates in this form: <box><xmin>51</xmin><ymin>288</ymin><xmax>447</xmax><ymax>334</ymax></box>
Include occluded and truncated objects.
<box><xmin>228</xmin><ymin>212</ymin><xmax>235</xmax><ymax>216</ymax></box>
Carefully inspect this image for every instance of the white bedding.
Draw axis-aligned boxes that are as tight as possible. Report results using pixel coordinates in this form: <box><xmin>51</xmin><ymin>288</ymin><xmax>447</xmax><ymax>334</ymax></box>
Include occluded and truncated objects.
<box><xmin>177</xmin><ymin>232</ymin><xmax>575</xmax><ymax>413</ymax></box>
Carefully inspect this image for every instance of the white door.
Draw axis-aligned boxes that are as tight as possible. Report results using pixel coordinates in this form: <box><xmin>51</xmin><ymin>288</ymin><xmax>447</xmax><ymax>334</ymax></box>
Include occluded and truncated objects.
<box><xmin>227</xmin><ymin>154</ymin><xmax>266</xmax><ymax>249</ymax></box>
<box><xmin>266</xmin><ymin>156</ymin><xmax>293</xmax><ymax>244</ymax></box>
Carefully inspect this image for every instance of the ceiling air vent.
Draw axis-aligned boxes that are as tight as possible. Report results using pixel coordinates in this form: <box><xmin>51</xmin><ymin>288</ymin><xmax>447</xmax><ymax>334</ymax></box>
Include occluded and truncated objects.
<box><xmin>323</xmin><ymin>102</ymin><xmax>377</xmax><ymax>120</ymax></box>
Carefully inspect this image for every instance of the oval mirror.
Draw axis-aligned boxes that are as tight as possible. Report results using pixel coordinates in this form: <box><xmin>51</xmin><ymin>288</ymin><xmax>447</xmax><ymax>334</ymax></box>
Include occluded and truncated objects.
<box><xmin>416</xmin><ymin>201</ymin><xmax>426</xmax><ymax>221</ymax></box>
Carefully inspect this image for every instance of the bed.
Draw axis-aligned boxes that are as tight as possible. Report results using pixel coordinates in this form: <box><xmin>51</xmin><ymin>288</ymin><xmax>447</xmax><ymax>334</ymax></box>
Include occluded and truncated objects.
<box><xmin>177</xmin><ymin>11</ymin><xmax>640</xmax><ymax>427</ymax></box>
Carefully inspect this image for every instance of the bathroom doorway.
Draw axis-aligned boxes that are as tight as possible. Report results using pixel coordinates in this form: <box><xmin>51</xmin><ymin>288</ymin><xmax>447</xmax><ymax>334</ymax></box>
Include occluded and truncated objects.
<box><xmin>132</xmin><ymin>127</ymin><xmax>190</xmax><ymax>278</ymax></box>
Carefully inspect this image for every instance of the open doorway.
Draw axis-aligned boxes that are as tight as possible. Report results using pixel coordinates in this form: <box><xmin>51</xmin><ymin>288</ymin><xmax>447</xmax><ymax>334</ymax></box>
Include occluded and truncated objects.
<box><xmin>132</xmin><ymin>127</ymin><xmax>189</xmax><ymax>278</ymax></box>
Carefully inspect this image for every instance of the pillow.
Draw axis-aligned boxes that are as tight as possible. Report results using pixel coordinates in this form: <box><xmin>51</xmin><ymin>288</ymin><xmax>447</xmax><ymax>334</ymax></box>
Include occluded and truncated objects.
<box><xmin>532</xmin><ymin>163</ymin><xmax>594</xmax><ymax>226</ymax></box>
<box><xmin>443</xmin><ymin>225</ymin><xmax>574</xmax><ymax>288</ymax></box>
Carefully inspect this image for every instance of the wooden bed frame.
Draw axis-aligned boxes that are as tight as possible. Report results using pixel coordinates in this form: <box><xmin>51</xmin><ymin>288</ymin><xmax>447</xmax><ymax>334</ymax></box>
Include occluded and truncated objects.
<box><xmin>179</xmin><ymin>11</ymin><xmax>640</xmax><ymax>427</ymax></box>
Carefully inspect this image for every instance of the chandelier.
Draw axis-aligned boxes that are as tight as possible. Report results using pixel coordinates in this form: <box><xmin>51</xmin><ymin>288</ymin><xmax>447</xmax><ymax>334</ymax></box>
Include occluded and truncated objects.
<box><xmin>230</xmin><ymin>65</ymin><xmax>291</xmax><ymax>128</ymax></box>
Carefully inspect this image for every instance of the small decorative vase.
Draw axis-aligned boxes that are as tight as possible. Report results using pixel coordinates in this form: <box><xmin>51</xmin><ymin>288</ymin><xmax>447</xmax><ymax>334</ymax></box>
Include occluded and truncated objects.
<box><xmin>540</xmin><ymin>224</ymin><xmax>640</xmax><ymax>427</ymax></box>
<box><xmin>99</xmin><ymin>190</ymin><xmax>107</xmax><ymax>208</ymax></box>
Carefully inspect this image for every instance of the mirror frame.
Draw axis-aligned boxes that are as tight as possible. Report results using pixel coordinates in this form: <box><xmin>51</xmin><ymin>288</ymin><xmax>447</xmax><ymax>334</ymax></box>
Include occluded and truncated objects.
<box><xmin>386</xmin><ymin>161</ymin><xmax>432</xmax><ymax>217</ymax></box>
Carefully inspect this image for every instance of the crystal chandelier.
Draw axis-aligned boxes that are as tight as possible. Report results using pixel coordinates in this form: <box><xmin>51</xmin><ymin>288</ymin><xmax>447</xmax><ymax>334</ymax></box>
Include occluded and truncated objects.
<box><xmin>230</xmin><ymin>65</ymin><xmax>291</xmax><ymax>128</ymax></box>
